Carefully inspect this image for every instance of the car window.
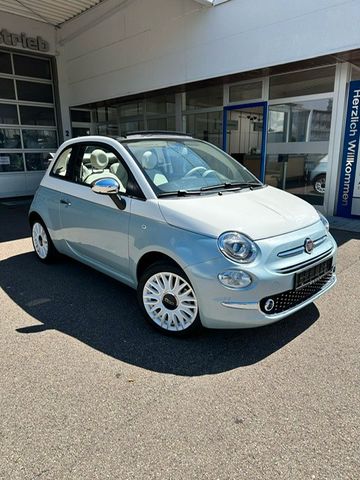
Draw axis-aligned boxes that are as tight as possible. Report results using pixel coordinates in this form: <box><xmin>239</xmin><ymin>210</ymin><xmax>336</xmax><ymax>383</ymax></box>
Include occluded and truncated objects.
<box><xmin>73</xmin><ymin>144</ymin><xmax>129</xmax><ymax>194</ymax></box>
<box><xmin>51</xmin><ymin>147</ymin><xmax>73</xmax><ymax>178</ymax></box>
<box><xmin>124</xmin><ymin>139</ymin><xmax>260</xmax><ymax>194</ymax></box>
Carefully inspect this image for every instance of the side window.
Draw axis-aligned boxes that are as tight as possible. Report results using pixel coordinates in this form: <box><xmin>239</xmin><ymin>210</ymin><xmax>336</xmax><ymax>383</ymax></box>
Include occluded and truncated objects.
<box><xmin>74</xmin><ymin>144</ymin><xmax>129</xmax><ymax>194</ymax></box>
<box><xmin>51</xmin><ymin>147</ymin><xmax>73</xmax><ymax>178</ymax></box>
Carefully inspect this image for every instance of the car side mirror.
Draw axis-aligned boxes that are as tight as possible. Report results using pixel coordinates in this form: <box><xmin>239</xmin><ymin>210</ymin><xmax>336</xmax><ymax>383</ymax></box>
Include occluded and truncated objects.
<box><xmin>91</xmin><ymin>178</ymin><xmax>120</xmax><ymax>195</ymax></box>
<box><xmin>91</xmin><ymin>177</ymin><xmax>126</xmax><ymax>210</ymax></box>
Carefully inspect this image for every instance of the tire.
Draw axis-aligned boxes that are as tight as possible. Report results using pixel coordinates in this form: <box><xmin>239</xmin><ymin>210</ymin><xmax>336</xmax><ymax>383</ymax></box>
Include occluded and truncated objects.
<box><xmin>313</xmin><ymin>174</ymin><xmax>326</xmax><ymax>194</ymax></box>
<box><xmin>137</xmin><ymin>262</ymin><xmax>202</xmax><ymax>336</ymax></box>
<box><xmin>31</xmin><ymin>219</ymin><xmax>57</xmax><ymax>263</ymax></box>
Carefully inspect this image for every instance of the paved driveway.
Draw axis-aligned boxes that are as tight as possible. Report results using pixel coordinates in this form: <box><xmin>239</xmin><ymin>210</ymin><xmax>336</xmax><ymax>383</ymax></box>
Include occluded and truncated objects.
<box><xmin>0</xmin><ymin>201</ymin><xmax>359</xmax><ymax>479</ymax></box>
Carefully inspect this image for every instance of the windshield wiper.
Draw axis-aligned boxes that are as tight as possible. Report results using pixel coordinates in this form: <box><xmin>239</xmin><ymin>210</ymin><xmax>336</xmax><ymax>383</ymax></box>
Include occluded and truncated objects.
<box><xmin>157</xmin><ymin>189</ymin><xmax>202</xmax><ymax>197</ymax></box>
<box><xmin>200</xmin><ymin>182</ymin><xmax>263</xmax><ymax>192</ymax></box>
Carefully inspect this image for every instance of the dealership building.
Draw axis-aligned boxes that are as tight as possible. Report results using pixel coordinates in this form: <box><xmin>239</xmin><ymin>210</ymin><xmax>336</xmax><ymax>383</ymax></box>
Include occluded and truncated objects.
<box><xmin>0</xmin><ymin>0</ymin><xmax>360</xmax><ymax>218</ymax></box>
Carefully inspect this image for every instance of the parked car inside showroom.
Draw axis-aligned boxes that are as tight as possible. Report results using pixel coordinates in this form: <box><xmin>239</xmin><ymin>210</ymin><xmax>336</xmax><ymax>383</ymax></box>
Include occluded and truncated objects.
<box><xmin>29</xmin><ymin>132</ymin><xmax>337</xmax><ymax>336</ymax></box>
<box><xmin>309</xmin><ymin>154</ymin><xmax>328</xmax><ymax>194</ymax></box>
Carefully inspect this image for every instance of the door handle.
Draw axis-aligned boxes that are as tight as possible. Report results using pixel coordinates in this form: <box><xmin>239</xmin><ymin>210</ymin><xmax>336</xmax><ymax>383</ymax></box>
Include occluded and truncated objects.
<box><xmin>60</xmin><ymin>199</ymin><xmax>71</xmax><ymax>206</ymax></box>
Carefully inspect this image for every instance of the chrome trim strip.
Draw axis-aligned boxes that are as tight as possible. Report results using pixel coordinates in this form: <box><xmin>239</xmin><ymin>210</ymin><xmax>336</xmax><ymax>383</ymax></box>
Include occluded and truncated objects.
<box><xmin>277</xmin><ymin>235</ymin><xmax>328</xmax><ymax>258</ymax></box>
<box><xmin>277</xmin><ymin>248</ymin><xmax>333</xmax><ymax>274</ymax></box>
<box><xmin>221</xmin><ymin>301</ymin><xmax>259</xmax><ymax>310</ymax></box>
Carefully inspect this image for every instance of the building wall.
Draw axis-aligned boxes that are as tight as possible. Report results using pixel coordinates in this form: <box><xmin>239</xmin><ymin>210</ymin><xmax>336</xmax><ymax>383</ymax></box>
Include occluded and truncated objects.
<box><xmin>58</xmin><ymin>0</ymin><xmax>360</xmax><ymax>107</ymax></box>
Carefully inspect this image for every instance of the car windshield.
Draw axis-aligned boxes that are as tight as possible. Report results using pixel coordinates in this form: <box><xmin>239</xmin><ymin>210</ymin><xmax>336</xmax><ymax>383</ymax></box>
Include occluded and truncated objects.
<box><xmin>123</xmin><ymin>138</ymin><xmax>262</xmax><ymax>196</ymax></box>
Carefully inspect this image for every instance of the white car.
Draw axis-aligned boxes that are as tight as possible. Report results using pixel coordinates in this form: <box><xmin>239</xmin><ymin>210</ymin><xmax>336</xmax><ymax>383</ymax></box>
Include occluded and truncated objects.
<box><xmin>310</xmin><ymin>155</ymin><xmax>328</xmax><ymax>194</ymax></box>
<box><xmin>29</xmin><ymin>132</ymin><xmax>337</xmax><ymax>336</ymax></box>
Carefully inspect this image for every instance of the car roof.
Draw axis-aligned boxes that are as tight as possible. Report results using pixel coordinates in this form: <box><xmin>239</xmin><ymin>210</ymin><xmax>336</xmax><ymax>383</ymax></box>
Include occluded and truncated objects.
<box><xmin>116</xmin><ymin>131</ymin><xmax>194</xmax><ymax>141</ymax></box>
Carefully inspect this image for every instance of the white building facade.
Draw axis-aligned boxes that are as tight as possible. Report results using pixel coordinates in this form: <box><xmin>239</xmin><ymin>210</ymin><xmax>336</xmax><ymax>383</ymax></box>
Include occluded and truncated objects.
<box><xmin>1</xmin><ymin>0</ymin><xmax>360</xmax><ymax>218</ymax></box>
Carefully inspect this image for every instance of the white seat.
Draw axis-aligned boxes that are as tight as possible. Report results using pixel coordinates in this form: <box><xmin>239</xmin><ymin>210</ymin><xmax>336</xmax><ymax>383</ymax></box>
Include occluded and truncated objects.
<box><xmin>110</xmin><ymin>161</ymin><xmax>128</xmax><ymax>192</ymax></box>
<box><xmin>141</xmin><ymin>150</ymin><xmax>168</xmax><ymax>186</ymax></box>
<box><xmin>83</xmin><ymin>149</ymin><xmax>125</xmax><ymax>191</ymax></box>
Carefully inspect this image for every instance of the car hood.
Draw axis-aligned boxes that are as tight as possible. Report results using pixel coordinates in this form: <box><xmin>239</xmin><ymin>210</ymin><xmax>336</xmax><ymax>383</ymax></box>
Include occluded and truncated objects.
<box><xmin>158</xmin><ymin>186</ymin><xmax>320</xmax><ymax>240</ymax></box>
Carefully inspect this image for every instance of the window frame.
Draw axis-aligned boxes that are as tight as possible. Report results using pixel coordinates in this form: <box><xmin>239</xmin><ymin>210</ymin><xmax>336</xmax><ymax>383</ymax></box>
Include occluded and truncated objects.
<box><xmin>50</xmin><ymin>145</ymin><xmax>75</xmax><ymax>181</ymax></box>
<box><xmin>51</xmin><ymin>141</ymin><xmax>145</xmax><ymax>200</ymax></box>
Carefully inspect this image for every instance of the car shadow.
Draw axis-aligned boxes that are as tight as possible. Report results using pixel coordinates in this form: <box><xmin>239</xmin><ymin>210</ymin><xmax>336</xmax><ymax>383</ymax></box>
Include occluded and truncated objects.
<box><xmin>0</xmin><ymin>200</ymin><xmax>32</xmax><ymax>243</ymax></box>
<box><xmin>1</xmin><ymin>252</ymin><xmax>320</xmax><ymax>377</ymax></box>
<box><xmin>330</xmin><ymin>228</ymin><xmax>360</xmax><ymax>247</ymax></box>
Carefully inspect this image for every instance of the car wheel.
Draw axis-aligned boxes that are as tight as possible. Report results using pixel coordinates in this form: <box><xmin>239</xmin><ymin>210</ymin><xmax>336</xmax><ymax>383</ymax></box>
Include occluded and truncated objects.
<box><xmin>138</xmin><ymin>262</ymin><xmax>201</xmax><ymax>336</ymax></box>
<box><xmin>313</xmin><ymin>174</ymin><xmax>326</xmax><ymax>194</ymax></box>
<box><xmin>31</xmin><ymin>219</ymin><xmax>57</xmax><ymax>263</ymax></box>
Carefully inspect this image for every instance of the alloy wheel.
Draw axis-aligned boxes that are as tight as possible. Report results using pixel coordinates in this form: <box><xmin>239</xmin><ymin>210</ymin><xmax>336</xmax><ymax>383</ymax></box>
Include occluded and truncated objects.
<box><xmin>32</xmin><ymin>222</ymin><xmax>49</xmax><ymax>260</ymax></box>
<box><xmin>143</xmin><ymin>272</ymin><xmax>198</xmax><ymax>332</ymax></box>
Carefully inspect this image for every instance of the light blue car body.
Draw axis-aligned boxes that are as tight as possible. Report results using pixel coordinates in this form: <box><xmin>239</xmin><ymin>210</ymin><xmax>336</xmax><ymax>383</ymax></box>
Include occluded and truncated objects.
<box><xmin>29</xmin><ymin>135</ymin><xmax>337</xmax><ymax>329</ymax></box>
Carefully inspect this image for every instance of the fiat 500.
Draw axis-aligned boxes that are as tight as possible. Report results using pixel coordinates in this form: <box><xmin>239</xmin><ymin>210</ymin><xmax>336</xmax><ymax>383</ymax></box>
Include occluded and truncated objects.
<box><xmin>29</xmin><ymin>133</ymin><xmax>337</xmax><ymax>336</ymax></box>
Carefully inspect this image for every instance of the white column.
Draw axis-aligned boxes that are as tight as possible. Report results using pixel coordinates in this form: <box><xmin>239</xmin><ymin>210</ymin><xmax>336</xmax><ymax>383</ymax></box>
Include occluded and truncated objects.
<box><xmin>54</xmin><ymin>37</ymin><xmax>72</xmax><ymax>142</ymax></box>
<box><xmin>324</xmin><ymin>62</ymin><xmax>351</xmax><ymax>216</ymax></box>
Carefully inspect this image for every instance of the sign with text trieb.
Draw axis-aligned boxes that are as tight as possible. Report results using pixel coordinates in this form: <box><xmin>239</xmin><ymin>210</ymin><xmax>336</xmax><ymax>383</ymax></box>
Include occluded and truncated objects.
<box><xmin>0</xmin><ymin>29</ymin><xmax>49</xmax><ymax>52</ymax></box>
<box><xmin>337</xmin><ymin>80</ymin><xmax>360</xmax><ymax>218</ymax></box>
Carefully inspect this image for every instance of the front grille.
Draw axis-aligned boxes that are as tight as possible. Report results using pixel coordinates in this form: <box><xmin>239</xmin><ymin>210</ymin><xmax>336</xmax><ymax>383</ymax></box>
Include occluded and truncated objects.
<box><xmin>277</xmin><ymin>235</ymin><xmax>327</xmax><ymax>258</ymax></box>
<box><xmin>276</xmin><ymin>248</ymin><xmax>333</xmax><ymax>274</ymax></box>
<box><xmin>260</xmin><ymin>271</ymin><xmax>334</xmax><ymax>315</ymax></box>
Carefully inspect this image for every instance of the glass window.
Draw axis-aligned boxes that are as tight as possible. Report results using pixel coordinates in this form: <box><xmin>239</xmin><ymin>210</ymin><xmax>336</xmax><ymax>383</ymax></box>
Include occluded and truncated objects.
<box><xmin>52</xmin><ymin>147</ymin><xmax>72</xmax><ymax>178</ymax></box>
<box><xmin>118</xmin><ymin>101</ymin><xmax>143</xmax><ymax>117</ymax></box>
<box><xmin>17</xmin><ymin>81</ymin><xmax>53</xmax><ymax>103</ymax></box>
<box><xmin>25</xmin><ymin>152</ymin><xmax>52</xmax><ymax>171</ymax></box>
<box><xmin>13</xmin><ymin>54</ymin><xmax>51</xmax><ymax>79</ymax></box>
<box><xmin>0</xmin><ymin>153</ymin><xmax>24</xmax><ymax>172</ymax></box>
<box><xmin>269</xmin><ymin>66</ymin><xmax>335</xmax><ymax>99</ymax></box>
<box><xmin>94</xmin><ymin>106</ymin><xmax>117</xmax><ymax>124</ymax></box>
<box><xmin>22</xmin><ymin>129</ymin><xmax>57</xmax><ymax>149</ymax></box>
<box><xmin>125</xmin><ymin>139</ymin><xmax>260</xmax><ymax>194</ymax></box>
<box><xmin>0</xmin><ymin>52</ymin><xmax>12</xmax><ymax>74</ymax></box>
<box><xmin>186</xmin><ymin>85</ymin><xmax>223</xmax><ymax>110</ymax></box>
<box><xmin>351</xmin><ymin>67</ymin><xmax>360</xmax><ymax>81</ymax></box>
<box><xmin>186</xmin><ymin>111</ymin><xmax>223</xmax><ymax>147</ymax></box>
<box><xmin>70</xmin><ymin>110</ymin><xmax>91</xmax><ymax>123</ymax></box>
<box><xmin>0</xmin><ymin>104</ymin><xmax>18</xmax><ymax>124</ymax></box>
<box><xmin>119</xmin><ymin>120</ymin><xmax>144</xmax><ymax>135</ymax></box>
<box><xmin>268</xmin><ymin>110</ymin><xmax>287</xmax><ymax>142</ymax></box>
<box><xmin>72</xmin><ymin>127</ymin><xmax>91</xmax><ymax>137</ymax></box>
<box><xmin>147</xmin><ymin>117</ymin><xmax>176</xmax><ymax>131</ymax></box>
<box><xmin>20</xmin><ymin>106</ymin><xmax>55</xmax><ymax>126</ymax></box>
<box><xmin>146</xmin><ymin>94</ymin><xmax>175</xmax><ymax>114</ymax></box>
<box><xmin>265</xmin><ymin>153</ymin><xmax>327</xmax><ymax>206</ymax></box>
<box><xmin>74</xmin><ymin>144</ymin><xmax>128</xmax><ymax>193</ymax></box>
<box><xmin>229</xmin><ymin>81</ymin><xmax>262</xmax><ymax>102</ymax></box>
<box><xmin>0</xmin><ymin>128</ymin><xmax>21</xmax><ymax>148</ymax></box>
<box><xmin>268</xmin><ymin>99</ymin><xmax>333</xmax><ymax>143</ymax></box>
<box><xmin>0</xmin><ymin>78</ymin><xmax>15</xmax><ymax>100</ymax></box>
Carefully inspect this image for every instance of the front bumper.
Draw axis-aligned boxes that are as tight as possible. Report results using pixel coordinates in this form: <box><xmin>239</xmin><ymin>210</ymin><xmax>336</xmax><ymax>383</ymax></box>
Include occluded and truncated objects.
<box><xmin>185</xmin><ymin>223</ymin><xmax>337</xmax><ymax>329</ymax></box>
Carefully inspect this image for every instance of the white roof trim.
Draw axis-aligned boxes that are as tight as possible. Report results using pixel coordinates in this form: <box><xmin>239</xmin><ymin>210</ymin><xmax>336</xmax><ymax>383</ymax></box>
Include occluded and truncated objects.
<box><xmin>193</xmin><ymin>0</ymin><xmax>231</xmax><ymax>6</ymax></box>
<box><xmin>0</xmin><ymin>0</ymin><xmax>105</xmax><ymax>27</ymax></box>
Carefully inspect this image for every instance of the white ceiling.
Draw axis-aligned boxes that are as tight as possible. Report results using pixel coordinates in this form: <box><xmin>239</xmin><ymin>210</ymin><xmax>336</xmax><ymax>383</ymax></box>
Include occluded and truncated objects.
<box><xmin>0</xmin><ymin>0</ymin><xmax>105</xmax><ymax>27</ymax></box>
<box><xmin>0</xmin><ymin>0</ymin><xmax>229</xmax><ymax>28</ymax></box>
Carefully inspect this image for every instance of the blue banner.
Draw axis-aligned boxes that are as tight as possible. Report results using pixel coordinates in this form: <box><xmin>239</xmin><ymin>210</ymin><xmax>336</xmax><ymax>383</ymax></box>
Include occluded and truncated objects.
<box><xmin>337</xmin><ymin>80</ymin><xmax>360</xmax><ymax>218</ymax></box>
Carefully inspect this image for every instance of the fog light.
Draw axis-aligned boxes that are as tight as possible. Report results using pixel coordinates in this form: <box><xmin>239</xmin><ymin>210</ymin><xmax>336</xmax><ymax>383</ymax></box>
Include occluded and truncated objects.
<box><xmin>264</xmin><ymin>298</ymin><xmax>275</xmax><ymax>312</ymax></box>
<box><xmin>218</xmin><ymin>270</ymin><xmax>252</xmax><ymax>289</ymax></box>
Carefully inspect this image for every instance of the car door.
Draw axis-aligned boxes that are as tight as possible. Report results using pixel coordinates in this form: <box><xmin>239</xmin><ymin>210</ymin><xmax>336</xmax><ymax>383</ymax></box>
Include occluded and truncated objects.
<box><xmin>58</xmin><ymin>142</ymin><xmax>133</xmax><ymax>283</ymax></box>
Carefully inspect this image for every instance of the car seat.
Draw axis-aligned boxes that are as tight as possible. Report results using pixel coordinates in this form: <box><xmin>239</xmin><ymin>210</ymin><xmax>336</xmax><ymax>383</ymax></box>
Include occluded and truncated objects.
<box><xmin>141</xmin><ymin>150</ymin><xmax>167</xmax><ymax>186</ymax></box>
<box><xmin>83</xmin><ymin>149</ymin><xmax>125</xmax><ymax>191</ymax></box>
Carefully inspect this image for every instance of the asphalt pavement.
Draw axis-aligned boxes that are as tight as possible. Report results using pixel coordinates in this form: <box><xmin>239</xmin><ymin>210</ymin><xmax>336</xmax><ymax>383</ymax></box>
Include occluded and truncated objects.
<box><xmin>0</xmin><ymin>201</ymin><xmax>359</xmax><ymax>479</ymax></box>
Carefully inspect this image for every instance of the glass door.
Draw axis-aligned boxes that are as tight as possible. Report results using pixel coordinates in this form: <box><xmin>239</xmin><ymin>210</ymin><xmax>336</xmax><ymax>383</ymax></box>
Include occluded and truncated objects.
<box><xmin>223</xmin><ymin>102</ymin><xmax>267</xmax><ymax>181</ymax></box>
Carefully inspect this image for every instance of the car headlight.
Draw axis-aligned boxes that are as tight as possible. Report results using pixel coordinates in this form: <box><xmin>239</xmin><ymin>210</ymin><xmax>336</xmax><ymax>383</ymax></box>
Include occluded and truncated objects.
<box><xmin>218</xmin><ymin>270</ymin><xmax>252</xmax><ymax>289</ymax></box>
<box><xmin>217</xmin><ymin>231</ymin><xmax>258</xmax><ymax>263</ymax></box>
<box><xmin>317</xmin><ymin>211</ymin><xmax>329</xmax><ymax>232</ymax></box>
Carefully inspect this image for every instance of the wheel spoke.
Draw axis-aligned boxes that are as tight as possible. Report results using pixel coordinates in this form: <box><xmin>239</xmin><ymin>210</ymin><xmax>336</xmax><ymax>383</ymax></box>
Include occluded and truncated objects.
<box><xmin>143</xmin><ymin>271</ymin><xmax>198</xmax><ymax>332</ymax></box>
<box><xmin>32</xmin><ymin>222</ymin><xmax>49</xmax><ymax>260</ymax></box>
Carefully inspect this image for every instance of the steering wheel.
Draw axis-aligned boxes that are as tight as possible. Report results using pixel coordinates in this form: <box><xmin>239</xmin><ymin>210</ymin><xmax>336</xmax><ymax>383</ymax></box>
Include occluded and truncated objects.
<box><xmin>202</xmin><ymin>169</ymin><xmax>218</xmax><ymax>178</ymax></box>
<box><xmin>184</xmin><ymin>166</ymin><xmax>207</xmax><ymax>177</ymax></box>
